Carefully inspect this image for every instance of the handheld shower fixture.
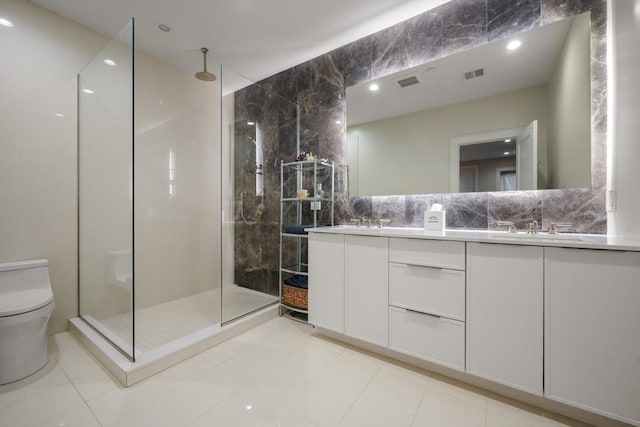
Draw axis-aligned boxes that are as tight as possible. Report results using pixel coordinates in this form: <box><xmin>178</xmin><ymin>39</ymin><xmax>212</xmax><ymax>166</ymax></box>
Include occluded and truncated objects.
<box><xmin>240</xmin><ymin>191</ymin><xmax>265</xmax><ymax>225</ymax></box>
<box><xmin>195</xmin><ymin>47</ymin><xmax>216</xmax><ymax>82</ymax></box>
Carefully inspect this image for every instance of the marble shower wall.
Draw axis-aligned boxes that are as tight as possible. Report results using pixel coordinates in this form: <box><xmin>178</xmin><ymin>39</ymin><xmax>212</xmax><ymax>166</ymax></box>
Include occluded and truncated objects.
<box><xmin>233</xmin><ymin>84</ymin><xmax>297</xmax><ymax>294</ymax></box>
<box><xmin>234</xmin><ymin>0</ymin><xmax>608</xmax><ymax>291</ymax></box>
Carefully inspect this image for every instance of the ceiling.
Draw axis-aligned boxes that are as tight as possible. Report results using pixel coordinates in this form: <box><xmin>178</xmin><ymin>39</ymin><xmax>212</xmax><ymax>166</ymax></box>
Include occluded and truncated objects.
<box><xmin>31</xmin><ymin>0</ymin><xmax>451</xmax><ymax>90</ymax></box>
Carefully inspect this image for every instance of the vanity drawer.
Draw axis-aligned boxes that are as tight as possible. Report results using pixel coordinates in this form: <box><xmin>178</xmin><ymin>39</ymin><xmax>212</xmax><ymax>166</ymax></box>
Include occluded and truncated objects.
<box><xmin>389</xmin><ymin>238</ymin><xmax>465</xmax><ymax>270</ymax></box>
<box><xmin>389</xmin><ymin>263</ymin><xmax>465</xmax><ymax>321</ymax></box>
<box><xmin>389</xmin><ymin>306</ymin><xmax>465</xmax><ymax>371</ymax></box>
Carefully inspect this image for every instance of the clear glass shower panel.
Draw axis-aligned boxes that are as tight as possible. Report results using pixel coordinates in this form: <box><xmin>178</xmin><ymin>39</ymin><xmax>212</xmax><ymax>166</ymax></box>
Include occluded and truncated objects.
<box><xmin>221</xmin><ymin>66</ymin><xmax>291</xmax><ymax>324</ymax></box>
<box><xmin>133</xmin><ymin>49</ymin><xmax>221</xmax><ymax>352</ymax></box>
<box><xmin>78</xmin><ymin>20</ymin><xmax>135</xmax><ymax>359</ymax></box>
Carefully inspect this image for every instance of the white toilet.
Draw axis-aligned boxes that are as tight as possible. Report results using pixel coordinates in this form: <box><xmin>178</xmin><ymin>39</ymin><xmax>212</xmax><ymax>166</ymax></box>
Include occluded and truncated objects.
<box><xmin>0</xmin><ymin>259</ymin><xmax>55</xmax><ymax>385</ymax></box>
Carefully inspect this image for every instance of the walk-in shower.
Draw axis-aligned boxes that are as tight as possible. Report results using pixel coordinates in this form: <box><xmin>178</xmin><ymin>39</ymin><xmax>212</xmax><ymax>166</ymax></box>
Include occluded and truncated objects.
<box><xmin>73</xmin><ymin>19</ymin><xmax>279</xmax><ymax>385</ymax></box>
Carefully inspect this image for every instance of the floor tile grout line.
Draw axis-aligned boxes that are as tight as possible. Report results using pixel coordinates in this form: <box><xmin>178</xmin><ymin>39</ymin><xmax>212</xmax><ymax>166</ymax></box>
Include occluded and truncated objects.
<box><xmin>248</xmin><ymin>344</ymin><xmax>342</xmax><ymax>409</ymax></box>
<box><xmin>247</xmin><ymin>385</ymin><xmax>307</xmax><ymax>426</ymax></box>
<box><xmin>408</xmin><ymin>385</ymin><xmax>429</xmax><ymax>427</ymax></box>
<box><xmin>54</xmin><ymin>351</ymin><xmax>108</xmax><ymax>427</ymax></box>
<box><xmin>0</xmin><ymin>376</ymin><xmax>68</xmax><ymax>416</ymax></box>
<box><xmin>334</xmin><ymin>365</ymin><xmax>383</xmax><ymax>426</ymax></box>
<box><xmin>0</xmin><ymin>359</ymin><xmax>67</xmax><ymax>412</ymax></box>
<box><xmin>297</xmin><ymin>346</ymin><xmax>343</xmax><ymax>388</ymax></box>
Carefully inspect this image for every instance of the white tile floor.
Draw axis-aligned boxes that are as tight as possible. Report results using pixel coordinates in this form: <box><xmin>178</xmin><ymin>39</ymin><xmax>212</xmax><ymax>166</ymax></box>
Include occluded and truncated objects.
<box><xmin>0</xmin><ymin>317</ymin><xmax>590</xmax><ymax>427</ymax></box>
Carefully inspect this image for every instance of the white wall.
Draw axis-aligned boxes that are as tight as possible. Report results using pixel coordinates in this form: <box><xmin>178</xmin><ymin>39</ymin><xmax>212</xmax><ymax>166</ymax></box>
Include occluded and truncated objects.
<box><xmin>0</xmin><ymin>1</ymin><xmax>222</xmax><ymax>335</ymax></box>
<box><xmin>547</xmin><ymin>12</ymin><xmax>591</xmax><ymax>189</ymax></box>
<box><xmin>134</xmin><ymin>51</ymin><xmax>221</xmax><ymax>311</ymax></box>
<box><xmin>609</xmin><ymin>0</ymin><xmax>640</xmax><ymax>239</ymax></box>
<box><xmin>347</xmin><ymin>85</ymin><xmax>548</xmax><ymax>196</ymax></box>
<box><xmin>0</xmin><ymin>0</ymin><xmax>107</xmax><ymax>334</ymax></box>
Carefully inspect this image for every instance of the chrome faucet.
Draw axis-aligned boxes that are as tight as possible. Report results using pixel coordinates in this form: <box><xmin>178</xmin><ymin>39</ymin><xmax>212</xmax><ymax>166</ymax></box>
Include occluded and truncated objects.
<box><xmin>548</xmin><ymin>222</ymin><xmax>572</xmax><ymax>235</ymax></box>
<box><xmin>497</xmin><ymin>221</ymin><xmax>517</xmax><ymax>233</ymax></box>
<box><xmin>527</xmin><ymin>220</ymin><xmax>539</xmax><ymax>234</ymax></box>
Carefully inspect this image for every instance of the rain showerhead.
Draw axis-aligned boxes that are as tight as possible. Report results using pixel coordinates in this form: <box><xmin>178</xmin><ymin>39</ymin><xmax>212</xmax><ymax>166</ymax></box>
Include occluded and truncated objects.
<box><xmin>195</xmin><ymin>47</ymin><xmax>216</xmax><ymax>82</ymax></box>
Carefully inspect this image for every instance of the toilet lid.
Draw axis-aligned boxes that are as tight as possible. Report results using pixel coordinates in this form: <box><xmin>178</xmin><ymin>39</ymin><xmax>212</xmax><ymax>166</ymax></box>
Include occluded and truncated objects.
<box><xmin>0</xmin><ymin>289</ymin><xmax>54</xmax><ymax>317</ymax></box>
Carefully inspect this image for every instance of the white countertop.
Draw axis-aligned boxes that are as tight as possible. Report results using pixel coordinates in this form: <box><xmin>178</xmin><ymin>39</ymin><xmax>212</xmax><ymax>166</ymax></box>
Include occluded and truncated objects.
<box><xmin>307</xmin><ymin>225</ymin><xmax>640</xmax><ymax>252</ymax></box>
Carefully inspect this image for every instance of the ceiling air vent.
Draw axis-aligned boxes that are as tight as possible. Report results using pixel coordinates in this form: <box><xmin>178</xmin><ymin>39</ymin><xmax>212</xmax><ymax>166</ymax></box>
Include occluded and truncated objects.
<box><xmin>396</xmin><ymin>76</ymin><xmax>420</xmax><ymax>88</ymax></box>
<box><xmin>464</xmin><ymin>68</ymin><xmax>485</xmax><ymax>80</ymax></box>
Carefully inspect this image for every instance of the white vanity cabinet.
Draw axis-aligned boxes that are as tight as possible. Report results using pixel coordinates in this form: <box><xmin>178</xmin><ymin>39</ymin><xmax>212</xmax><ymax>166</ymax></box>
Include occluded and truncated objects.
<box><xmin>344</xmin><ymin>235</ymin><xmax>389</xmax><ymax>347</ymax></box>
<box><xmin>308</xmin><ymin>227</ymin><xmax>640</xmax><ymax>426</ymax></box>
<box><xmin>388</xmin><ymin>238</ymin><xmax>466</xmax><ymax>370</ymax></box>
<box><xmin>308</xmin><ymin>233</ymin><xmax>345</xmax><ymax>333</ymax></box>
<box><xmin>466</xmin><ymin>243</ymin><xmax>543</xmax><ymax>395</ymax></box>
<box><xmin>545</xmin><ymin>248</ymin><xmax>640</xmax><ymax>425</ymax></box>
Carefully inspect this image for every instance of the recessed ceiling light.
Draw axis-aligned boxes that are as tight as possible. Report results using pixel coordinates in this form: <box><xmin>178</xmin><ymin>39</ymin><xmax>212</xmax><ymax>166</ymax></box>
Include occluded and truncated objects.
<box><xmin>507</xmin><ymin>40</ymin><xmax>522</xmax><ymax>51</ymax></box>
<box><xmin>82</xmin><ymin>89</ymin><xmax>94</xmax><ymax>94</ymax></box>
<box><xmin>0</xmin><ymin>18</ymin><xmax>13</xmax><ymax>27</ymax></box>
<box><xmin>55</xmin><ymin>113</ymin><xmax>64</xmax><ymax>117</ymax></box>
<box><xmin>157</xmin><ymin>23</ymin><xmax>171</xmax><ymax>32</ymax></box>
<box><xmin>335</xmin><ymin>120</ymin><xmax>342</xmax><ymax>125</ymax></box>
<box><xmin>369</xmin><ymin>83</ymin><xmax>379</xmax><ymax>92</ymax></box>
<box><xmin>104</xmin><ymin>59</ymin><xmax>116</xmax><ymax>66</ymax></box>
<box><xmin>504</xmin><ymin>138</ymin><xmax>512</xmax><ymax>143</ymax></box>
<box><xmin>247</xmin><ymin>121</ymin><xmax>255</xmax><ymax>126</ymax></box>
<box><xmin>504</xmin><ymin>151</ymin><xmax>510</xmax><ymax>155</ymax></box>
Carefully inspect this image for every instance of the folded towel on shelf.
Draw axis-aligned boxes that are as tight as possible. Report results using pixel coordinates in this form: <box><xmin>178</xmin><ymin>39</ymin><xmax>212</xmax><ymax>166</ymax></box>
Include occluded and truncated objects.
<box><xmin>284</xmin><ymin>224</ymin><xmax>331</xmax><ymax>234</ymax></box>
<box><xmin>284</xmin><ymin>274</ymin><xmax>308</xmax><ymax>289</ymax></box>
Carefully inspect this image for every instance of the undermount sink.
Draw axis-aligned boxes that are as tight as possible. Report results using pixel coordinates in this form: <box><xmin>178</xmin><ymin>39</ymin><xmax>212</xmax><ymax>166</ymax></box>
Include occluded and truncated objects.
<box><xmin>489</xmin><ymin>232</ymin><xmax>583</xmax><ymax>242</ymax></box>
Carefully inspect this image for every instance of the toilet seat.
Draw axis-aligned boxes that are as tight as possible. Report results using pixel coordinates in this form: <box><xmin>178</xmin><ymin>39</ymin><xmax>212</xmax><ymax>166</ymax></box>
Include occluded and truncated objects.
<box><xmin>0</xmin><ymin>289</ymin><xmax>54</xmax><ymax>317</ymax></box>
<box><xmin>0</xmin><ymin>301</ymin><xmax>54</xmax><ymax>328</ymax></box>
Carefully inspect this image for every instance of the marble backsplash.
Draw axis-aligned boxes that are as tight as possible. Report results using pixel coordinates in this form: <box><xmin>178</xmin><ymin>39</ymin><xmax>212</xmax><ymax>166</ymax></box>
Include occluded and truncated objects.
<box><xmin>345</xmin><ymin>189</ymin><xmax>604</xmax><ymax>233</ymax></box>
<box><xmin>233</xmin><ymin>0</ymin><xmax>607</xmax><ymax>292</ymax></box>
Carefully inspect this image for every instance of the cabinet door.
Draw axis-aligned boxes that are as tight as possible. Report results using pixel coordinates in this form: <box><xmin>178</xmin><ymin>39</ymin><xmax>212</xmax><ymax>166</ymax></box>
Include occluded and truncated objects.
<box><xmin>466</xmin><ymin>243</ymin><xmax>543</xmax><ymax>395</ymax></box>
<box><xmin>345</xmin><ymin>235</ymin><xmax>388</xmax><ymax>347</ymax></box>
<box><xmin>308</xmin><ymin>233</ymin><xmax>345</xmax><ymax>333</ymax></box>
<box><xmin>545</xmin><ymin>248</ymin><xmax>640</xmax><ymax>425</ymax></box>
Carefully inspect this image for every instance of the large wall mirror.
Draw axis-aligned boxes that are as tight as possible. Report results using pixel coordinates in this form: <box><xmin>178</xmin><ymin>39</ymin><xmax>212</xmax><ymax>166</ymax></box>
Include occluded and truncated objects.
<box><xmin>347</xmin><ymin>12</ymin><xmax>591</xmax><ymax>196</ymax></box>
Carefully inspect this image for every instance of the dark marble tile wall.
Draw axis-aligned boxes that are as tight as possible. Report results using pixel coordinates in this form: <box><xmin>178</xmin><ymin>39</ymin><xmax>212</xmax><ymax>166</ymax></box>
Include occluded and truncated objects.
<box><xmin>233</xmin><ymin>83</ymin><xmax>297</xmax><ymax>294</ymax></box>
<box><xmin>234</xmin><ymin>0</ymin><xmax>608</xmax><ymax>291</ymax></box>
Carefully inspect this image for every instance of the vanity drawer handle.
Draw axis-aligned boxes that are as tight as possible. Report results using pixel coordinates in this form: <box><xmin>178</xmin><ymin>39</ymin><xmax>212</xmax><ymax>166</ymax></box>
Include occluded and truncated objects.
<box><xmin>405</xmin><ymin>308</ymin><xmax>441</xmax><ymax>319</ymax></box>
<box><xmin>392</xmin><ymin>263</ymin><xmax>462</xmax><ymax>274</ymax></box>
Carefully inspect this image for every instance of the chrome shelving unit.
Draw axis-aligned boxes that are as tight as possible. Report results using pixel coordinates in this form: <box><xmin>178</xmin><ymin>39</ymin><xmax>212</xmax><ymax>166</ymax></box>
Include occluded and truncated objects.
<box><xmin>279</xmin><ymin>160</ymin><xmax>334</xmax><ymax>322</ymax></box>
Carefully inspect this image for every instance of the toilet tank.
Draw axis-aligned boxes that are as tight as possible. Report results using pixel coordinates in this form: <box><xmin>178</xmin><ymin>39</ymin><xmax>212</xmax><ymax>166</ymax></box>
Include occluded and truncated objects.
<box><xmin>0</xmin><ymin>259</ymin><xmax>52</xmax><ymax>295</ymax></box>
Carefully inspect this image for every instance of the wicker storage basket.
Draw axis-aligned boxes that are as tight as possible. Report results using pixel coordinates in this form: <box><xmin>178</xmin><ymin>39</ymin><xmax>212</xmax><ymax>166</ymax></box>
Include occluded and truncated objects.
<box><xmin>282</xmin><ymin>283</ymin><xmax>308</xmax><ymax>310</ymax></box>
